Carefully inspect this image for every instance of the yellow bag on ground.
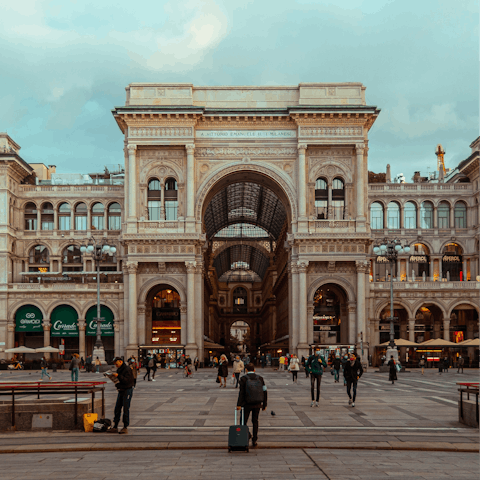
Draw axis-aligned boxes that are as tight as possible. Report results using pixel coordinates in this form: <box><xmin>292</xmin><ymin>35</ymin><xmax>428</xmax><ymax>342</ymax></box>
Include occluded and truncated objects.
<box><xmin>83</xmin><ymin>413</ymin><xmax>98</xmax><ymax>432</ymax></box>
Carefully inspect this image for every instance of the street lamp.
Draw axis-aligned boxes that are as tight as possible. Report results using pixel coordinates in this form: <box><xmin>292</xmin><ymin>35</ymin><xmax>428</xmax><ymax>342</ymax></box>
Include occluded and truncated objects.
<box><xmin>373</xmin><ymin>238</ymin><xmax>410</xmax><ymax>360</ymax></box>
<box><xmin>80</xmin><ymin>238</ymin><xmax>117</xmax><ymax>365</ymax></box>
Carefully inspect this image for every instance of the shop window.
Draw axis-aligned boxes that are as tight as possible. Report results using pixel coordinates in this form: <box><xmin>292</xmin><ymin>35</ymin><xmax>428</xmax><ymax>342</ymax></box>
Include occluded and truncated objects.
<box><xmin>370</xmin><ymin>202</ymin><xmax>384</xmax><ymax>229</ymax></box>
<box><xmin>75</xmin><ymin>202</ymin><xmax>87</xmax><ymax>230</ymax></box>
<box><xmin>315</xmin><ymin>177</ymin><xmax>328</xmax><ymax>219</ymax></box>
<box><xmin>151</xmin><ymin>288</ymin><xmax>181</xmax><ymax>345</ymax></box>
<box><xmin>62</xmin><ymin>245</ymin><xmax>82</xmax><ymax>272</ymax></box>
<box><xmin>404</xmin><ymin>201</ymin><xmax>416</xmax><ymax>229</ymax></box>
<box><xmin>437</xmin><ymin>201</ymin><xmax>450</xmax><ymax>228</ymax></box>
<box><xmin>91</xmin><ymin>202</ymin><xmax>105</xmax><ymax>230</ymax></box>
<box><xmin>24</xmin><ymin>202</ymin><xmax>37</xmax><ymax>230</ymax></box>
<box><xmin>58</xmin><ymin>202</ymin><xmax>71</xmax><ymax>230</ymax></box>
<box><xmin>164</xmin><ymin>177</ymin><xmax>178</xmax><ymax>221</ymax></box>
<box><xmin>233</xmin><ymin>287</ymin><xmax>248</xmax><ymax>314</ymax></box>
<box><xmin>41</xmin><ymin>202</ymin><xmax>54</xmax><ymax>230</ymax></box>
<box><xmin>332</xmin><ymin>178</ymin><xmax>344</xmax><ymax>220</ymax></box>
<box><xmin>420</xmin><ymin>201</ymin><xmax>433</xmax><ymax>229</ymax></box>
<box><xmin>454</xmin><ymin>202</ymin><xmax>467</xmax><ymax>228</ymax></box>
<box><xmin>387</xmin><ymin>202</ymin><xmax>400</xmax><ymax>229</ymax></box>
<box><xmin>28</xmin><ymin>245</ymin><xmax>50</xmax><ymax>272</ymax></box>
<box><xmin>108</xmin><ymin>203</ymin><xmax>122</xmax><ymax>230</ymax></box>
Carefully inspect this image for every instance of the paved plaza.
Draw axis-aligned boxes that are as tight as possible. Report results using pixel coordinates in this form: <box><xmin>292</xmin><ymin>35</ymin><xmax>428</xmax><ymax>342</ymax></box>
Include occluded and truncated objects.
<box><xmin>0</xmin><ymin>366</ymin><xmax>478</xmax><ymax>478</ymax></box>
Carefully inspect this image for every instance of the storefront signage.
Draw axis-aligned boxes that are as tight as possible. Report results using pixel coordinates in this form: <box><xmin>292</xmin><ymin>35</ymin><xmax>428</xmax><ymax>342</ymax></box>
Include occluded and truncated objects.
<box><xmin>15</xmin><ymin>305</ymin><xmax>43</xmax><ymax>332</ymax></box>
<box><xmin>314</xmin><ymin>325</ymin><xmax>340</xmax><ymax>332</ymax></box>
<box><xmin>51</xmin><ymin>318</ymin><xmax>79</xmax><ymax>337</ymax></box>
<box><xmin>85</xmin><ymin>306</ymin><xmax>115</xmax><ymax>336</ymax></box>
<box><xmin>442</xmin><ymin>255</ymin><xmax>462</xmax><ymax>262</ymax></box>
<box><xmin>195</xmin><ymin>130</ymin><xmax>297</xmax><ymax>139</ymax></box>
<box><xmin>409</xmin><ymin>255</ymin><xmax>429</xmax><ymax>263</ymax></box>
<box><xmin>375</xmin><ymin>256</ymin><xmax>391</xmax><ymax>264</ymax></box>
<box><xmin>154</xmin><ymin>308</ymin><xmax>180</xmax><ymax>320</ymax></box>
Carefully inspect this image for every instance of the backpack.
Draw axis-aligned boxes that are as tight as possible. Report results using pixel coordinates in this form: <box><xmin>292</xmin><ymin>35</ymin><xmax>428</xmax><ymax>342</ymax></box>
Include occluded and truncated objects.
<box><xmin>148</xmin><ymin>358</ymin><xmax>154</xmax><ymax>368</ymax></box>
<box><xmin>93</xmin><ymin>418</ymin><xmax>112</xmax><ymax>432</ymax></box>
<box><xmin>245</xmin><ymin>375</ymin><xmax>264</xmax><ymax>405</ymax></box>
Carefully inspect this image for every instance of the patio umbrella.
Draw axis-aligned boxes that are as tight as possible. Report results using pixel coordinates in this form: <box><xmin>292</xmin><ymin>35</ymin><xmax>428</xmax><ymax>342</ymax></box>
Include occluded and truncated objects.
<box><xmin>5</xmin><ymin>346</ymin><xmax>37</xmax><ymax>353</ymax></box>
<box><xmin>379</xmin><ymin>339</ymin><xmax>418</xmax><ymax>347</ymax></box>
<box><xmin>418</xmin><ymin>338</ymin><xmax>457</xmax><ymax>347</ymax></box>
<box><xmin>458</xmin><ymin>338</ymin><xmax>480</xmax><ymax>347</ymax></box>
<box><xmin>36</xmin><ymin>346</ymin><xmax>60</xmax><ymax>353</ymax></box>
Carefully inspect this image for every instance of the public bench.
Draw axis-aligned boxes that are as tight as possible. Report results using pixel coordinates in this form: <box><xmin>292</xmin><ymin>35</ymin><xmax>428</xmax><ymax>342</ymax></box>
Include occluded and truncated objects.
<box><xmin>457</xmin><ymin>382</ymin><xmax>479</xmax><ymax>428</ymax></box>
<box><xmin>0</xmin><ymin>381</ymin><xmax>106</xmax><ymax>431</ymax></box>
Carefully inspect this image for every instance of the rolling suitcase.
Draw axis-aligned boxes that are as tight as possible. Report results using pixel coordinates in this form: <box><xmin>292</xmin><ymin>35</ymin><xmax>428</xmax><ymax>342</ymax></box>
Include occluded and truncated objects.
<box><xmin>228</xmin><ymin>408</ymin><xmax>249</xmax><ymax>452</ymax></box>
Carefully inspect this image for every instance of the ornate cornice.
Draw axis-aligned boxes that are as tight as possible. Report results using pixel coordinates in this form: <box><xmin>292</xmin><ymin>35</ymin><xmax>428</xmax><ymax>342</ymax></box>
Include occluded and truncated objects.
<box><xmin>300</xmin><ymin>126</ymin><xmax>362</xmax><ymax>137</ymax></box>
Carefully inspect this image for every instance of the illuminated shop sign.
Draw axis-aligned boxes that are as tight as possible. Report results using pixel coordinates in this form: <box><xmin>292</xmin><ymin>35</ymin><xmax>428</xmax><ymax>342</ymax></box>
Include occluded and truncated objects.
<box><xmin>375</xmin><ymin>256</ymin><xmax>390</xmax><ymax>264</ymax></box>
<box><xmin>442</xmin><ymin>255</ymin><xmax>462</xmax><ymax>262</ymax></box>
<box><xmin>409</xmin><ymin>255</ymin><xmax>429</xmax><ymax>263</ymax></box>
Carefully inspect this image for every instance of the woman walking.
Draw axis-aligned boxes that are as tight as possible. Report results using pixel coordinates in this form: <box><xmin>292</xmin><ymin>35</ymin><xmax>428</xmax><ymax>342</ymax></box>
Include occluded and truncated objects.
<box><xmin>70</xmin><ymin>354</ymin><xmax>80</xmax><ymax>382</ymax></box>
<box><xmin>95</xmin><ymin>356</ymin><xmax>101</xmax><ymax>373</ymax></box>
<box><xmin>232</xmin><ymin>356</ymin><xmax>244</xmax><ymax>388</ymax></box>
<box><xmin>388</xmin><ymin>355</ymin><xmax>397</xmax><ymax>385</ymax></box>
<box><xmin>40</xmin><ymin>357</ymin><xmax>52</xmax><ymax>381</ymax></box>
<box><xmin>288</xmin><ymin>354</ymin><xmax>300</xmax><ymax>383</ymax></box>
<box><xmin>218</xmin><ymin>354</ymin><xmax>229</xmax><ymax>387</ymax></box>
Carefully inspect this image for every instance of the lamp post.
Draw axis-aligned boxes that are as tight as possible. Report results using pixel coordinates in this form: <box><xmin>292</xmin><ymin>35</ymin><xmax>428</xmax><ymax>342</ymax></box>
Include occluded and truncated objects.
<box><xmin>373</xmin><ymin>238</ymin><xmax>410</xmax><ymax>361</ymax></box>
<box><xmin>80</xmin><ymin>238</ymin><xmax>116</xmax><ymax>365</ymax></box>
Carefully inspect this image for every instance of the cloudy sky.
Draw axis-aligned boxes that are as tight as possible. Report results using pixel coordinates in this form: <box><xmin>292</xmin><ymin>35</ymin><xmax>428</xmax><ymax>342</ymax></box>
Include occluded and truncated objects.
<box><xmin>1</xmin><ymin>0</ymin><xmax>478</xmax><ymax>180</ymax></box>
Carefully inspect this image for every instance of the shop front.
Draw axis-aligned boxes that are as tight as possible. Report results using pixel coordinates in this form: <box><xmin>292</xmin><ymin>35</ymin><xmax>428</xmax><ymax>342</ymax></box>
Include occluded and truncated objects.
<box><xmin>50</xmin><ymin>305</ymin><xmax>79</xmax><ymax>360</ymax></box>
<box><xmin>85</xmin><ymin>305</ymin><xmax>115</xmax><ymax>363</ymax></box>
<box><xmin>14</xmin><ymin>305</ymin><xmax>44</xmax><ymax>361</ymax></box>
<box><xmin>138</xmin><ymin>345</ymin><xmax>185</xmax><ymax>369</ymax></box>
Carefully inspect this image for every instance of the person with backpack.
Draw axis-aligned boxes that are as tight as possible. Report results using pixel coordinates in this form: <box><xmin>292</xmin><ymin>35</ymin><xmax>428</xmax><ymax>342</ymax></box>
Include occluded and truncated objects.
<box><xmin>150</xmin><ymin>355</ymin><xmax>158</xmax><ymax>381</ymax></box>
<box><xmin>305</xmin><ymin>349</ymin><xmax>327</xmax><ymax>407</ymax></box>
<box><xmin>143</xmin><ymin>355</ymin><xmax>153</xmax><ymax>381</ymax></box>
<box><xmin>343</xmin><ymin>354</ymin><xmax>363</xmax><ymax>407</ymax></box>
<box><xmin>236</xmin><ymin>363</ymin><xmax>267</xmax><ymax>448</ymax></box>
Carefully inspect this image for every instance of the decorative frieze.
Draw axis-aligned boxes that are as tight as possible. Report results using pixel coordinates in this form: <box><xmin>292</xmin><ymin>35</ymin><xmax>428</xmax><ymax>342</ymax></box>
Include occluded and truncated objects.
<box><xmin>129</xmin><ymin>244</ymin><xmax>196</xmax><ymax>255</ymax></box>
<box><xmin>195</xmin><ymin>147</ymin><xmax>297</xmax><ymax>157</ymax></box>
<box><xmin>299</xmin><ymin>126</ymin><xmax>362</xmax><ymax>137</ymax></box>
<box><xmin>130</xmin><ymin>127</ymin><xmax>193</xmax><ymax>138</ymax></box>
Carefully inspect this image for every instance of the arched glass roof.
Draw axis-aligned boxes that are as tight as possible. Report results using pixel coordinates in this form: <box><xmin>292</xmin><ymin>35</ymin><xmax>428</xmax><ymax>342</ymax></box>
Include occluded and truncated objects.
<box><xmin>213</xmin><ymin>244</ymin><xmax>270</xmax><ymax>280</ymax></box>
<box><xmin>215</xmin><ymin>223</ymin><xmax>270</xmax><ymax>238</ymax></box>
<box><xmin>204</xmin><ymin>182</ymin><xmax>287</xmax><ymax>240</ymax></box>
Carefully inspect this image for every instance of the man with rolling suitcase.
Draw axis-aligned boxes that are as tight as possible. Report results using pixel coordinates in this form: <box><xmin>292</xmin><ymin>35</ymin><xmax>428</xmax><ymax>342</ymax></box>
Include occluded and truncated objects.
<box><xmin>235</xmin><ymin>363</ymin><xmax>267</xmax><ymax>448</ymax></box>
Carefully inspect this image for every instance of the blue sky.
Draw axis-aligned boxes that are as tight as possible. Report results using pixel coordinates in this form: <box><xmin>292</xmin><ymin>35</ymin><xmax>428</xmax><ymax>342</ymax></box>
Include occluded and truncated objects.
<box><xmin>1</xmin><ymin>0</ymin><xmax>478</xmax><ymax>180</ymax></box>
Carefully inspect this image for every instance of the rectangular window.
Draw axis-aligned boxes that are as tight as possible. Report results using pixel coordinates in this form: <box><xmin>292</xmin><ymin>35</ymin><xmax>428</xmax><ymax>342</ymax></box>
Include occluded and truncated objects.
<box><xmin>420</xmin><ymin>211</ymin><xmax>433</xmax><ymax>229</ymax></box>
<box><xmin>41</xmin><ymin>220</ymin><xmax>54</xmax><ymax>230</ymax></box>
<box><xmin>454</xmin><ymin>212</ymin><xmax>466</xmax><ymax>229</ymax></box>
<box><xmin>91</xmin><ymin>216</ymin><xmax>105</xmax><ymax>230</ymax></box>
<box><xmin>165</xmin><ymin>200</ymin><xmax>178</xmax><ymax>221</ymax></box>
<box><xmin>315</xmin><ymin>200</ymin><xmax>328</xmax><ymax>219</ymax></box>
<box><xmin>75</xmin><ymin>216</ymin><xmax>87</xmax><ymax>230</ymax></box>
<box><xmin>438</xmin><ymin>211</ymin><xmax>449</xmax><ymax>228</ymax></box>
<box><xmin>59</xmin><ymin>216</ymin><xmax>71</xmax><ymax>230</ymax></box>
<box><xmin>108</xmin><ymin>216</ymin><xmax>121</xmax><ymax>230</ymax></box>
<box><xmin>371</xmin><ymin>211</ymin><xmax>383</xmax><ymax>229</ymax></box>
<box><xmin>148</xmin><ymin>201</ymin><xmax>161</xmax><ymax>221</ymax></box>
<box><xmin>25</xmin><ymin>218</ymin><xmax>37</xmax><ymax>230</ymax></box>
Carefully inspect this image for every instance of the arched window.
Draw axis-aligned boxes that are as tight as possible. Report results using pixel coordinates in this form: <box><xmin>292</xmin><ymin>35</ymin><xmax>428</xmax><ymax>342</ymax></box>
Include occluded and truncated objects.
<box><xmin>108</xmin><ymin>203</ymin><xmax>122</xmax><ymax>230</ymax></box>
<box><xmin>148</xmin><ymin>179</ymin><xmax>161</xmax><ymax>220</ymax></box>
<box><xmin>454</xmin><ymin>202</ymin><xmax>467</xmax><ymax>228</ymax></box>
<box><xmin>370</xmin><ymin>202</ymin><xmax>384</xmax><ymax>229</ymax></box>
<box><xmin>420</xmin><ymin>201</ymin><xmax>433</xmax><ymax>229</ymax></box>
<box><xmin>91</xmin><ymin>202</ymin><xmax>105</xmax><ymax>230</ymax></box>
<box><xmin>24</xmin><ymin>202</ymin><xmax>37</xmax><ymax>230</ymax></box>
<box><xmin>58</xmin><ymin>203</ymin><xmax>71</xmax><ymax>230</ymax></box>
<box><xmin>442</xmin><ymin>243</ymin><xmax>463</xmax><ymax>281</ymax></box>
<box><xmin>387</xmin><ymin>202</ymin><xmax>400</xmax><ymax>229</ymax></box>
<box><xmin>233</xmin><ymin>287</ymin><xmax>248</xmax><ymax>314</ymax></box>
<box><xmin>74</xmin><ymin>203</ymin><xmax>87</xmax><ymax>230</ymax></box>
<box><xmin>437</xmin><ymin>201</ymin><xmax>450</xmax><ymax>228</ymax></box>
<box><xmin>410</xmin><ymin>243</ymin><xmax>430</xmax><ymax>279</ymax></box>
<box><xmin>41</xmin><ymin>202</ymin><xmax>54</xmax><ymax>230</ymax></box>
<box><xmin>404</xmin><ymin>201</ymin><xmax>417</xmax><ymax>229</ymax></box>
<box><xmin>164</xmin><ymin>177</ymin><xmax>178</xmax><ymax>221</ymax></box>
<box><xmin>29</xmin><ymin>245</ymin><xmax>49</xmax><ymax>272</ymax></box>
<box><xmin>332</xmin><ymin>178</ymin><xmax>345</xmax><ymax>220</ymax></box>
<box><xmin>315</xmin><ymin>177</ymin><xmax>328</xmax><ymax>219</ymax></box>
<box><xmin>62</xmin><ymin>245</ymin><xmax>82</xmax><ymax>272</ymax></box>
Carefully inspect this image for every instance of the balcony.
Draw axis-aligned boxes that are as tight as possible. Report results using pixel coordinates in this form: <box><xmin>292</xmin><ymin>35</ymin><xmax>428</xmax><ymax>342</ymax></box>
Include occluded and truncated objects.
<box><xmin>309</xmin><ymin>220</ymin><xmax>356</xmax><ymax>233</ymax></box>
<box><xmin>371</xmin><ymin>281</ymin><xmax>479</xmax><ymax>291</ymax></box>
<box><xmin>368</xmin><ymin>183</ymin><xmax>473</xmax><ymax>193</ymax></box>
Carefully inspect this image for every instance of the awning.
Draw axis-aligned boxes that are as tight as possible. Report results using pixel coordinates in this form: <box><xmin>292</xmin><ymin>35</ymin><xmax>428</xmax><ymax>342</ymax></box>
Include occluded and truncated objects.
<box><xmin>378</xmin><ymin>339</ymin><xmax>419</xmax><ymax>347</ymax></box>
<box><xmin>418</xmin><ymin>338</ymin><xmax>459</xmax><ymax>347</ymax></box>
<box><xmin>457</xmin><ymin>338</ymin><xmax>480</xmax><ymax>347</ymax></box>
<box><xmin>204</xmin><ymin>341</ymin><xmax>225</xmax><ymax>350</ymax></box>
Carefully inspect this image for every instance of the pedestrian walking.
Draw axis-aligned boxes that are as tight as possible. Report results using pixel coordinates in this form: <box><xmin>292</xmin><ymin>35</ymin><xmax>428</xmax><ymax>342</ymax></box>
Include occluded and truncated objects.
<box><xmin>419</xmin><ymin>356</ymin><xmax>426</xmax><ymax>375</ymax></box>
<box><xmin>305</xmin><ymin>349</ymin><xmax>327</xmax><ymax>407</ymax></box>
<box><xmin>279</xmin><ymin>355</ymin><xmax>285</xmax><ymax>371</ymax></box>
<box><xmin>218</xmin><ymin>354</ymin><xmax>228</xmax><ymax>387</ymax></box>
<box><xmin>194</xmin><ymin>356</ymin><xmax>199</xmax><ymax>371</ymax></box>
<box><xmin>185</xmin><ymin>355</ymin><xmax>193</xmax><ymax>378</ymax></box>
<box><xmin>233</xmin><ymin>356</ymin><xmax>244</xmax><ymax>388</ymax></box>
<box><xmin>260</xmin><ymin>354</ymin><xmax>266</xmax><ymax>368</ymax></box>
<box><xmin>343</xmin><ymin>354</ymin><xmax>363</xmax><ymax>407</ymax></box>
<box><xmin>85</xmin><ymin>355</ymin><xmax>92</xmax><ymax>373</ymax></box>
<box><xmin>151</xmin><ymin>355</ymin><xmax>158</xmax><ymax>381</ymax></box>
<box><xmin>301</xmin><ymin>356</ymin><xmax>309</xmax><ymax>378</ymax></box>
<box><xmin>332</xmin><ymin>356</ymin><xmax>341</xmax><ymax>383</ymax></box>
<box><xmin>288</xmin><ymin>354</ymin><xmax>300</xmax><ymax>383</ymax></box>
<box><xmin>236</xmin><ymin>363</ymin><xmax>267</xmax><ymax>448</ymax></box>
<box><xmin>95</xmin><ymin>356</ymin><xmax>101</xmax><ymax>373</ymax></box>
<box><xmin>341</xmin><ymin>354</ymin><xmax>349</xmax><ymax>385</ymax></box>
<box><xmin>129</xmin><ymin>358</ymin><xmax>138</xmax><ymax>388</ymax></box>
<box><xmin>40</xmin><ymin>357</ymin><xmax>51</xmax><ymax>381</ymax></box>
<box><xmin>69</xmin><ymin>354</ymin><xmax>80</xmax><ymax>382</ymax></box>
<box><xmin>457</xmin><ymin>355</ymin><xmax>465</xmax><ymax>374</ymax></box>
<box><xmin>143</xmin><ymin>355</ymin><xmax>153</xmax><ymax>381</ymax></box>
<box><xmin>80</xmin><ymin>357</ymin><xmax>85</xmax><ymax>369</ymax></box>
<box><xmin>107</xmin><ymin>357</ymin><xmax>134</xmax><ymax>434</ymax></box>
<box><xmin>443</xmin><ymin>356</ymin><xmax>449</xmax><ymax>373</ymax></box>
<box><xmin>388</xmin><ymin>355</ymin><xmax>397</xmax><ymax>384</ymax></box>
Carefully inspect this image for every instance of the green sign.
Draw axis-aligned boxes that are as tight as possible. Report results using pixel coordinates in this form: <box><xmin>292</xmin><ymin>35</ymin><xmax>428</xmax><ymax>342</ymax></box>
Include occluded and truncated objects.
<box><xmin>15</xmin><ymin>305</ymin><xmax>43</xmax><ymax>332</ymax></box>
<box><xmin>86</xmin><ymin>306</ymin><xmax>114</xmax><ymax>337</ymax></box>
<box><xmin>51</xmin><ymin>305</ymin><xmax>79</xmax><ymax>337</ymax></box>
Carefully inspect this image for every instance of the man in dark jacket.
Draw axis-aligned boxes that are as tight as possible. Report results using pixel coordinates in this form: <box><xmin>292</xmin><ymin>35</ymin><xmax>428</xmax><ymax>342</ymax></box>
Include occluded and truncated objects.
<box><xmin>108</xmin><ymin>357</ymin><xmax>135</xmax><ymax>434</ymax></box>
<box><xmin>332</xmin><ymin>356</ymin><xmax>341</xmax><ymax>383</ymax></box>
<box><xmin>236</xmin><ymin>363</ymin><xmax>267</xmax><ymax>447</ymax></box>
<box><xmin>343</xmin><ymin>354</ymin><xmax>363</xmax><ymax>407</ymax></box>
<box><xmin>305</xmin><ymin>350</ymin><xmax>327</xmax><ymax>407</ymax></box>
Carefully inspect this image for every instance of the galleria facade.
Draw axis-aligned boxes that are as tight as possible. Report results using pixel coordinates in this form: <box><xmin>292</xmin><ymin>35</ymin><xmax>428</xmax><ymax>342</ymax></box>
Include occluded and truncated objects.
<box><xmin>0</xmin><ymin>83</ymin><xmax>478</xmax><ymax>366</ymax></box>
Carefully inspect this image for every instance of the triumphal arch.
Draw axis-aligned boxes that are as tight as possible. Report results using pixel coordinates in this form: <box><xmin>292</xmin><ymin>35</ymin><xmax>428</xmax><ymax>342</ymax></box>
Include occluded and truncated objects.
<box><xmin>112</xmin><ymin>83</ymin><xmax>379</xmax><ymax>361</ymax></box>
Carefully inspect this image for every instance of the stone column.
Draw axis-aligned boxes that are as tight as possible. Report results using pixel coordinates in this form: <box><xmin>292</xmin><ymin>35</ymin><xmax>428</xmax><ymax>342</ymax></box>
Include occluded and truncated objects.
<box><xmin>185</xmin><ymin>261</ymin><xmax>197</xmax><ymax>354</ymax></box>
<box><xmin>348</xmin><ymin>304</ymin><xmax>356</xmax><ymax>344</ymax></box>
<box><xmin>42</xmin><ymin>320</ymin><xmax>51</xmax><ymax>359</ymax></box>
<box><xmin>123</xmin><ymin>265</ymin><xmax>129</xmax><ymax>351</ymax></box>
<box><xmin>126</xmin><ymin>261</ymin><xmax>138</xmax><ymax>356</ymax></box>
<box><xmin>373</xmin><ymin>319</ymin><xmax>380</xmax><ymax>347</ymax></box>
<box><xmin>355</xmin><ymin>144</ymin><xmax>366</xmax><ymax>220</ymax></box>
<box><xmin>78</xmin><ymin>320</ymin><xmax>86</xmax><ymax>360</ymax></box>
<box><xmin>87</xmin><ymin>208</ymin><xmax>91</xmax><ymax>232</ymax></box>
<box><xmin>186</xmin><ymin>145</ymin><xmax>195</xmax><ymax>229</ymax></box>
<box><xmin>195</xmin><ymin>262</ymin><xmax>204</xmax><ymax>360</ymax></box>
<box><xmin>70</xmin><ymin>208</ymin><xmax>75</xmax><ymax>231</ymax></box>
<box><xmin>408</xmin><ymin>318</ymin><xmax>416</xmax><ymax>343</ymax></box>
<box><xmin>37</xmin><ymin>208</ymin><xmax>41</xmax><ymax>231</ymax></box>
<box><xmin>383</xmin><ymin>206</ymin><xmax>388</xmax><ymax>230</ymax></box>
<box><xmin>297</xmin><ymin>144</ymin><xmax>308</xmax><ymax>230</ymax></box>
<box><xmin>114</xmin><ymin>322</ymin><xmax>121</xmax><ymax>357</ymax></box>
<box><xmin>449</xmin><ymin>207</ymin><xmax>454</xmax><ymax>228</ymax></box>
<box><xmin>160</xmin><ymin>180</ymin><xmax>165</xmax><ymax>220</ymax></box>
<box><xmin>327</xmin><ymin>181</ymin><xmax>333</xmax><ymax>219</ymax></box>
<box><xmin>344</xmin><ymin>183</ymin><xmax>353</xmax><ymax>219</ymax></box>
<box><xmin>307</xmin><ymin>305</ymin><xmax>314</xmax><ymax>347</ymax></box>
<box><xmin>126</xmin><ymin>144</ymin><xmax>137</xmax><ymax>226</ymax></box>
<box><xmin>433</xmin><ymin>206</ymin><xmax>438</xmax><ymax>228</ymax></box>
<box><xmin>7</xmin><ymin>321</ymin><xmax>15</xmax><ymax>352</ymax></box>
<box><xmin>53</xmin><ymin>207</ymin><xmax>58</xmax><ymax>230</ymax></box>
<box><xmin>180</xmin><ymin>306</ymin><xmax>187</xmax><ymax>346</ymax></box>
<box><xmin>443</xmin><ymin>318</ymin><xmax>451</xmax><ymax>341</ymax></box>
<box><xmin>137</xmin><ymin>306</ymin><xmax>146</xmax><ymax>346</ymax></box>
<box><xmin>290</xmin><ymin>263</ymin><xmax>299</xmax><ymax>353</ymax></box>
<box><xmin>356</xmin><ymin>260</ymin><xmax>368</xmax><ymax>360</ymax></box>
<box><xmin>297</xmin><ymin>260</ymin><xmax>309</xmax><ymax>357</ymax></box>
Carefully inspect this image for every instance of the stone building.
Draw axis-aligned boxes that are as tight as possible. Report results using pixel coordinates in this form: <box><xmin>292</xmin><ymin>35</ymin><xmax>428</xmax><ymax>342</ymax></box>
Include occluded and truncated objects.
<box><xmin>0</xmin><ymin>83</ymin><xmax>478</xmax><ymax>366</ymax></box>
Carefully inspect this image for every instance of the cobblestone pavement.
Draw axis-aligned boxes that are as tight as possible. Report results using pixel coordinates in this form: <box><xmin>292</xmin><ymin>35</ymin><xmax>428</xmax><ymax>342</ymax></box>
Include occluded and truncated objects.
<box><xmin>0</xmin><ymin>448</ymin><xmax>478</xmax><ymax>479</ymax></box>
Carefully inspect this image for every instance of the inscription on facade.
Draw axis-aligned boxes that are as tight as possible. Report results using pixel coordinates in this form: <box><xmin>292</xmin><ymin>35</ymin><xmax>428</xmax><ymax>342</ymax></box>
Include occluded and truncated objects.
<box><xmin>195</xmin><ymin>130</ymin><xmax>296</xmax><ymax>139</ymax></box>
